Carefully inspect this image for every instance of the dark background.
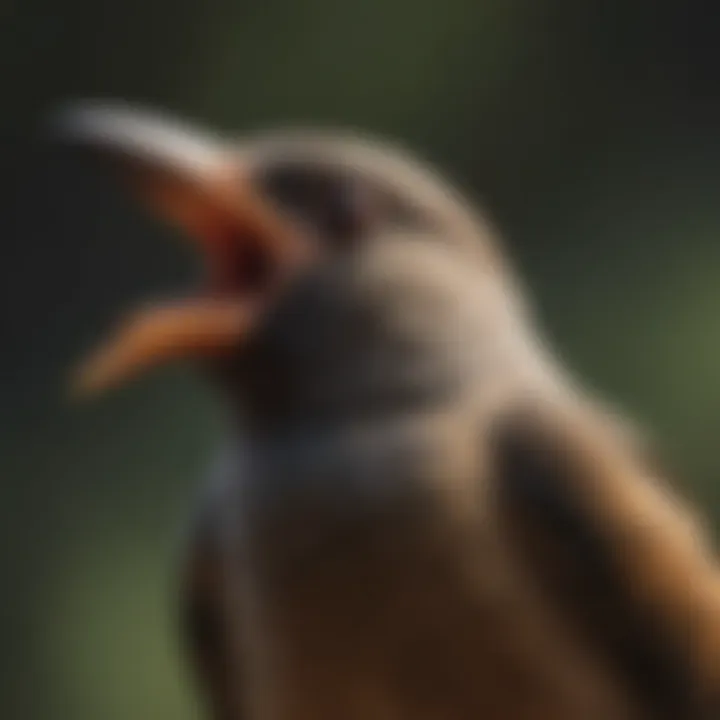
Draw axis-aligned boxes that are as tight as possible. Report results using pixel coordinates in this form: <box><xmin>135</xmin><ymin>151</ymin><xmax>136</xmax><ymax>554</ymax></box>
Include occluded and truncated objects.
<box><xmin>3</xmin><ymin>1</ymin><xmax>720</xmax><ymax>718</ymax></box>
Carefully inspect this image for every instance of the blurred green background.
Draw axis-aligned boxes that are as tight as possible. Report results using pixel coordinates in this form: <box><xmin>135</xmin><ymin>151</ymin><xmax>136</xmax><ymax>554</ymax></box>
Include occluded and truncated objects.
<box><xmin>2</xmin><ymin>1</ymin><xmax>719</xmax><ymax>718</ymax></box>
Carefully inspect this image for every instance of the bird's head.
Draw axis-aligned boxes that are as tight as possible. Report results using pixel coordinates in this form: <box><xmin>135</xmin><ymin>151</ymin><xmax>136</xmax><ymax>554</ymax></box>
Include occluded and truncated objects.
<box><xmin>57</xmin><ymin>102</ymin><xmax>531</xmax><ymax>427</ymax></box>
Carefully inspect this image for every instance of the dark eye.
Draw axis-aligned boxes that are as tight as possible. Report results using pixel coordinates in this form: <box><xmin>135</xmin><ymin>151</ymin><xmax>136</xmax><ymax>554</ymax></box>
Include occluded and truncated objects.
<box><xmin>260</xmin><ymin>165</ymin><xmax>317</xmax><ymax>209</ymax></box>
<box><xmin>258</xmin><ymin>162</ymin><xmax>371</xmax><ymax>244</ymax></box>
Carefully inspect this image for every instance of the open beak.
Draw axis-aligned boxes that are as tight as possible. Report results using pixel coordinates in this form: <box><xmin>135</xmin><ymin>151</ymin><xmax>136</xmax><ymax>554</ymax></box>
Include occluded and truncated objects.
<box><xmin>55</xmin><ymin>101</ymin><xmax>311</xmax><ymax>397</ymax></box>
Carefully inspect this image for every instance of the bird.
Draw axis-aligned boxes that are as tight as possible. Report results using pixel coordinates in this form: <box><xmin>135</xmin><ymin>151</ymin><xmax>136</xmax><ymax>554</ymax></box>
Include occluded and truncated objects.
<box><xmin>55</xmin><ymin>101</ymin><xmax>720</xmax><ymax>720</ymax></box>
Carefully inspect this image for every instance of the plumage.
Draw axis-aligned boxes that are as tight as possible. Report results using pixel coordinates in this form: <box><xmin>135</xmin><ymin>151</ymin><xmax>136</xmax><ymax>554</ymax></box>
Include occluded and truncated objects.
<box><xmin>58</xmin><ymin>103</ymin><xmax>720</xmax><ymax>719</ymax></box>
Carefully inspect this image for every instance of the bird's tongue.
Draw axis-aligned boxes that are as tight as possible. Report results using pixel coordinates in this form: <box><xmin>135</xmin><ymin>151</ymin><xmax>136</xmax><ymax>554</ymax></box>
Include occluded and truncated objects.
<box><xmin>56</xmin><ymin>101</ymin><xmax>312</xmax><ymax>397</ymax></box>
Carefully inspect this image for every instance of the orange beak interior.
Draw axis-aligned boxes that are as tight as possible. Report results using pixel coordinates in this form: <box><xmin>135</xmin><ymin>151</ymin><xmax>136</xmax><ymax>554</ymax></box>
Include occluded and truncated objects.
<box><xmin>61</xmin><ymin>105</ymin><xmax>312</xmax><ymax>397</ymax></box>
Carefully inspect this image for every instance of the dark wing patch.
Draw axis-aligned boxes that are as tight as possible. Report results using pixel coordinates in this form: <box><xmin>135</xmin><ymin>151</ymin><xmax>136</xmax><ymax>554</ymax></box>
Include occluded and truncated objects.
<box><xmin>490</xmin><ymin>402</ymin><xmax>704</xmax><ymax>719</ymax></box>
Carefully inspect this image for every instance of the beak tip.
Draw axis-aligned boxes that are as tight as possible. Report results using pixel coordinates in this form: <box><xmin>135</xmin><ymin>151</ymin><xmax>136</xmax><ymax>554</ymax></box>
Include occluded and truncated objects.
<box><xmin>66</xmin><ymin>365</ymin><xmax>106</xmax><ymax>402</ymax></box>
<box><xmin>67</xmin><ymin>341</ymin><xmax>128</xmax><ymax>401</ymax></box>
<box><xmin>47</xmin><ymin>99</ymin><xmax>125</xmax><ymax>143</ymax></box>
<box><xmin>45</xmin><ymin>99</ymin><xmax>227</xmax><ymax>177</ymax></box>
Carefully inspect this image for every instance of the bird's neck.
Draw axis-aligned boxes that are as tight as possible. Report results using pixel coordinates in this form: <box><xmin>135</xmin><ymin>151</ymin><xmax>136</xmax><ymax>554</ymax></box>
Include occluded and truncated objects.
<box><xmin>219</xmin><ymin>317</ymin><xmax>561</xmax><ymax>442</ymax></box>
<box><xmin>213</xmin><ymin>245</ymin><xmax>566</xmax><ymax>438</ymax></box>
<box><xmin>232</xmin><ymin>353</ymin><xmax>470</xmax><ymax>437</ymax></box>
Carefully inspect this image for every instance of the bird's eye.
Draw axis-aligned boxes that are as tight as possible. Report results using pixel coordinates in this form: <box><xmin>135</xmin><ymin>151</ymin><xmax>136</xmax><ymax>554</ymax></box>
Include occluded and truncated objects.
<box><xmin>260</xmin><ymin>165</ymin><xmax>314</xmax><ymax>209</ymax></box>
<box><xmin>323</xmin><ymin>176</ymin><xmax>368</xmax><ymax>240</ymax></box>
<box><xmin>258</xmin><ymin>162</ymin><xmax>373</xmax><ymax>245</ymax></box>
